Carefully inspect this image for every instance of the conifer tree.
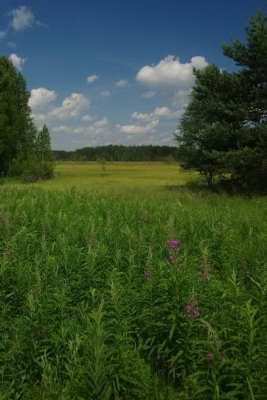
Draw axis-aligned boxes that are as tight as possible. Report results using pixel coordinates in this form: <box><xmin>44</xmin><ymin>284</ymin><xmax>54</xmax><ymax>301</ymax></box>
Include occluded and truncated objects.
<box><xmin>175</xmin><ymin>11</ymin><xmax>267</xmax><ymax>192</ymax></box>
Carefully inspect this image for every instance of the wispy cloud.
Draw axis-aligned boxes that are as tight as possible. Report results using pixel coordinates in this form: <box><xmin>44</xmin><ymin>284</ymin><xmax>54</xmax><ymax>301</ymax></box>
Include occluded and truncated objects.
<box><xmin>82</xmin><ymin>115</ymin><xmax>95</xmax><ymax>121</ymax></box>
<box><xmin>87</xmin><ymin>75</ymin><xmax>98</xmax><ymax>84</ymax></box>
<box><xmin>100</xmin><ymin>90</ymin><xmax>111</xmax><ymax>97</ymax></box>
<box><xmin>115</xmin><ymin>79</ymin><xmax>128</xmax><ymax>87</ymax></box>
<box><xmin>131</xmin><ymin>106</ymin><xmax>181</xmax><ymax>121</ymax></box>
<box><xmin>7</xmin><ymin>42</ymin><xmax>16</xmax><ymax>48</ymax></box>
<box><xmin>0</xmin><ymin>31</ymin><xmax>6</xmax><ymax>40</ymax></box>
<box><xmin>141</xmin><ymin>91</ymin><xmax>156</xmax><ymax>98</ymax></box>
<box><xmin>117</xmin><ymin>119</ymin><xmax>159</xmax><ymax>135</ymax></box>
<box><xmin>9</xmin><ymin>6</ymin><xmax>35</xmax><ymax>31</ymax></box>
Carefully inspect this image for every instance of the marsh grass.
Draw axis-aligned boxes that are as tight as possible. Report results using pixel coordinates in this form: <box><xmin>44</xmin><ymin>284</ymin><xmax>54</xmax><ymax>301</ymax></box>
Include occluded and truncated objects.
<box><xmin>3</xmin><ymin>162</ymin><xmax>198</xmax><ymax>194</ymax></box>
<box><xmin>0</xmin><ymin>168</ymin><xmax>267</xmax><ymax>398</ymax></box>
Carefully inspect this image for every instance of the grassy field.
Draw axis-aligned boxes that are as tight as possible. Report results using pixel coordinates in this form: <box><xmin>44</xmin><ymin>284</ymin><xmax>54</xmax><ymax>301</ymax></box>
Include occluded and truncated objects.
<box><xmin>4</xmin><ymin>161</ymin><xmax>198</xmax><ymax>194</ymax></box>
<box><xmin>0</xmin><ymin>163</ymin><xmax>267</xmax><ymax>399</ymax></box>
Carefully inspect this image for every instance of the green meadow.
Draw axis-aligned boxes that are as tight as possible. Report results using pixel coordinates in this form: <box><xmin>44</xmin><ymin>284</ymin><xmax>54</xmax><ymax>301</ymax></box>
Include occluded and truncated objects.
<box><xmin>9</xmin><ymin>162</ymin><xmax>198</xmax><ymax>193</ymax></box>
<box><xmin>0</xmin><ymin>162</ymin><xmax>267</xmax><ymax>399</ymax></box>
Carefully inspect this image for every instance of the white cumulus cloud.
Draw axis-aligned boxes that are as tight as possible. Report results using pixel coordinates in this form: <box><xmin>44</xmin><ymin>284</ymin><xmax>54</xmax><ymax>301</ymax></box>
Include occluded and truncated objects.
<box><xmin>73</xmin><ymin>124</ymin><xmax>111</xmax><ymax>137</ymax></box>
<box><xmin>9</xmin><ymin>53</ymin><xmax>27</xmax><ymax>71</ymax></box>
<box><xmin>153</xmin><ymin>106</ymin><xmax>181</xmax><ymax>119</ymax></box>
<box><xmin>136</xmin><ymin>55</ymin><xmax>208</xmax><ymax>91</ymax></box>
<box><xmin>30</xmin><ymin>90</ymin><xmax>91</xmax><ymax>127</ymax></box>
<box><xmin>82</xmin><ymin>114</ymin><xmax>94</xmax><ymax>121</ymax></box>
<box><xmin>131</xmin><ymin>106</ymin><xmax>181</xmax><ymax>122</ymax></box>
<box><xmin>93</xmin><ymin>118</ymin><xmax>108</xmax><ymax>128</ymax></box>
<box><xmin>118</xmin><ymin>119</ymin><xmax>159</xmax><ymax>135</ymax></box>
<box><xmin>51</xmin><ymin>126</ymin><xmax>69</xmax><ymax>133</ymax></box>
<box><xmin>87</xmin><ymin>75</ymin><xmax>98</xmax><ymax>84</ymax></box>
<box><xmin>49</xmin><ymin>93</ymin><xmax>90</xmax><ymax>119</ymax></box>
<box><xmin>116</xmin><ymin>79</ymin><xmax>128</xmax><ymax>87</ymax></box>
<box><xmin>29</xmin><ymin>88</ymin><xmax>57</xmax><ymax>110</ymax></box>
<box><xmin>10</xmin><ymin>6</ymin><xmax>35</xmax><ymax>31</ymax></box>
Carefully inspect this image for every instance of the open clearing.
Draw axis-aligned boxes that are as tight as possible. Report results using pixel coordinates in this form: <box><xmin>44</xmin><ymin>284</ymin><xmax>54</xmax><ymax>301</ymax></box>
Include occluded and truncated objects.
<box><xmin>4</xmin><ymin>161</ymin><xmax>198</xmax><ymax>194</ymax></box>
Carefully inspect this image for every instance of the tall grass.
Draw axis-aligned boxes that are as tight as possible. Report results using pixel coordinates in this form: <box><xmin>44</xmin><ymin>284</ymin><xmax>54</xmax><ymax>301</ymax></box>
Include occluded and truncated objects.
<box><xmin>3</xmin><ymin>161</ymin><xmax>198</xmax><ymax>193</ymax></box>
<box><xmin>0</xmin><ymin>186</ymin><xmax>267</xmax><ymax>398</ymax></box>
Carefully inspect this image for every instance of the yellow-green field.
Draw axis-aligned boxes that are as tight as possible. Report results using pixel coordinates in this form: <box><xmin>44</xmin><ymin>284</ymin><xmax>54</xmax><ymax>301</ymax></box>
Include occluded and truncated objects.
<box><xmin>5</xmin><ymin>161</ymin><xmax>199</xmax><ymax>194</ymax></box>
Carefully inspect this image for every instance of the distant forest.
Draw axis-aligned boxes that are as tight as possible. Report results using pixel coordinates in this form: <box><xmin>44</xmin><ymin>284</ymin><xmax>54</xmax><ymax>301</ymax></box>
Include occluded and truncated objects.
<box><xmin>53</xmin><ymin>145</ymin><xmax>177</xmax><ymax>162</ymax></box>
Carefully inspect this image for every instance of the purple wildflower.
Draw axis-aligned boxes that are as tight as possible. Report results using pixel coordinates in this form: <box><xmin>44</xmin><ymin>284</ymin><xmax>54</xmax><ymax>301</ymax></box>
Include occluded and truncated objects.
<box><xmin>167</xmin><ymin>239</ymin><xmax>181</xmax><ymax>249</ymax></box>
<box><xmin>167</xmin><ymin>239</ymin><xmax>183</xmax><ymax>264</ymax></box>
<box><xmin>143</xmin><ymin>270</ymin><xmax>151</xmax><ymax>281</ymax></box>
<box><xmin>207</xmin><ymin>353</ymin><xmax>214</xmax><ymax>360</ymax></box>
<box><xmin>198</xmin><ymin>262</ymin><xmax>211</xmax><ymax>281</ymax></box>
<box><xmin>185</xmin><ymin>299</ymin><xmax>200</xmax><ymax>321</ymax></box>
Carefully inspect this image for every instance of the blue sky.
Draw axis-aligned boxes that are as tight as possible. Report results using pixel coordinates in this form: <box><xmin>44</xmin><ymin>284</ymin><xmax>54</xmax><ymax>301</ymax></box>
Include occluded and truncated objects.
<box><xmin>0</xmin><ymin>0</ymin><xmax>265</xmax><ymax>150</ymax></box>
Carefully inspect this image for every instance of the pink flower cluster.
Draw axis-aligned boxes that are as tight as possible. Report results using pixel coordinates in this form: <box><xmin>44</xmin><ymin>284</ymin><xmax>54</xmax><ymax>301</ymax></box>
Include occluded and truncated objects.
<box><xmin>185</xmin><ymin>299</ymin><xmax>200</xmax><ymax>321</ymax></box>
<box><xmin>198</xmin><ymin>262</ymin><xmax>211</xmax><ymax>281</ymax></box>
<box><xmin>167</xmin><ymin>239</ymin><xmax>182</xmax><ymax>264</ymax></box>
<box><xmin>143</xmin><ymin>270</ymin><xmax>151</xmax><ymax>281</ymax></box>
<box><xmin>206</xmin><ymin>352</ymin><xmax>225</xmax><ymax>362</ymax></box>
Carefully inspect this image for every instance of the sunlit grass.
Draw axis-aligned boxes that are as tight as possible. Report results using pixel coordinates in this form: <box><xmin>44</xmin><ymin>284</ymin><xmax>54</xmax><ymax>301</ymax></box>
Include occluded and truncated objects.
<box><xmin>3</xmin><ymin>161</ymin><xmax>198</xmax><ymax>194</ymax></box>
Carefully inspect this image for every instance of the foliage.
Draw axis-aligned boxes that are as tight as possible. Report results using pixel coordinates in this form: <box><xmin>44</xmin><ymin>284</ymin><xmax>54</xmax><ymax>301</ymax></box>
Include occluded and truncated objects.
<box><xmin>53</xmin><ymin>145</ymin><xmax>177</xmax><ymax>162</ymax></box>
<box><xmin>175</xmin><ymin>11</ymin><xmax>267</xmax><ymax>192</ymax></box>
<box><xmin>0</xmin><ymin>55</ymin><xmax>54</xmax><ymax>181</ymax></box>
<box><xmin>10</xmin><ymin>125</ymin><xmax>55</xmax><ymax>182</ymax></box>
<box><xmin>0</xmin><ymin>186</ymin><xmax>267</xmax><ymax>398</ymax></box>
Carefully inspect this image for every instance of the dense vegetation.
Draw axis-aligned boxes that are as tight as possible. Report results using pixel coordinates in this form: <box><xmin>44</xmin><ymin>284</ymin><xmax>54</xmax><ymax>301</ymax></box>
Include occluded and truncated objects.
<box><xmin>0</xmin><ymin>185</ymin><xmax>266</xmax><ymax>399</ymax></box>
<box><xmin>1</xmin><ymin>8</ymin><xmax>267</xmax><ymax>399</ymax></box>
<box><xmin>175</xmin><ymin>11</ymin><xmax>267</xmax><ymax>193</ymax></box>
<box><xmin>53</xmin><ymin>145</ymin><xmax>177</xmax><ymax>162</ymax></box>
<box><xmin>0</xmin><ymin>56</ymin><xmax>54</xmax><ymax>181</ymax></box>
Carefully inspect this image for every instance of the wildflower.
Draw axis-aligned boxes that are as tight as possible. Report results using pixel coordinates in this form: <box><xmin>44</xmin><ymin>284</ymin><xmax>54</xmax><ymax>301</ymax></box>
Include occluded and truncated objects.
<box><xmin>167</xmin><ymin>239</ymin><xmax>181</xmax><ymax>249</ymax></box>
<box><xmin>207</xmin><ymin>353</ymin><xmax>214</xmax><ymax>360</ymax></box>
<box><xmin>41</xmin><ymin>229</ymin><xmax>49</xmax><ymax>234</ymax></box>
<box><xmin>198</xmin><ymin>262</ymin><xmax>211</xmax><ymax>281</ymax></box>
<box><xmin>185</xmin><ymin>299</ymin><xmax>200</xmax><ymax>321</ymax></box>
<box><xmin>167</xmin><ymin>239</ymin><xmax>182</xmax><ymax>264</ymax></box>
<box><xmin>143</xmin><ymin>270</ymin><xmax>151</xmax><ymax>281</ymax></box>
<box><xmin>168</xmin><ymin>255</ymin><xmax>174</xmax><ymax>262</ymax></box>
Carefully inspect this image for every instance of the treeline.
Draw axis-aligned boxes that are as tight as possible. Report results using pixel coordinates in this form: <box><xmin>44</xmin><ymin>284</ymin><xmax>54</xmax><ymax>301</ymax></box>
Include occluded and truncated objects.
<box><xmin>53</xmin><ymin>145</ymin><xmax>177</xmax><ymax>162</ymax></box>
